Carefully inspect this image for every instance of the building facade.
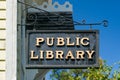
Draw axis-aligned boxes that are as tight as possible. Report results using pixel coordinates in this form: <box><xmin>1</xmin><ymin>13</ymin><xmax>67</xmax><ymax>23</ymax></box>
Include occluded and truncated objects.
<box><xmin>0</xmin><ymin>0</ymin><xmax>73</xmax><ymax>80</ymax></box>
<box><xmin>0</xmin><ymin>0</ymin><xmax>6</xmax><ymax>80</ymax></box>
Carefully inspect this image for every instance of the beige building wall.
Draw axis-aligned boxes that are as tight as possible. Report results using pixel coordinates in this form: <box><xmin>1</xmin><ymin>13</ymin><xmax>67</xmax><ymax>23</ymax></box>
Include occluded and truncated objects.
<box><xmin>0</xmin><ymin>0</ymin><xmax>6</xmax><ymax>80</ymax></box>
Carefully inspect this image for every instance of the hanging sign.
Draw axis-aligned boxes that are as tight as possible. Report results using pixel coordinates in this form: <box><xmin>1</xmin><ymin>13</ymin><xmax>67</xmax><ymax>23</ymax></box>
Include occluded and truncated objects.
<box><xmin>26</xmin><ymin>30</ymin><xmax>99</xmax><ymax>68</ymax></box>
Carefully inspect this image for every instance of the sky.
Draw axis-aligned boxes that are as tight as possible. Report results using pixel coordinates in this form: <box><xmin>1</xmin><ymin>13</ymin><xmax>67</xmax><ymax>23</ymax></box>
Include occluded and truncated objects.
<box><xmin>72</xmin><ymin>0</ymin><xmax>120</xmax><ymax>65</ymax></box>
<box><xmin>46</xmin><ymin>0</ymin><xmax>120</xmax><ymax>79</ymax></box>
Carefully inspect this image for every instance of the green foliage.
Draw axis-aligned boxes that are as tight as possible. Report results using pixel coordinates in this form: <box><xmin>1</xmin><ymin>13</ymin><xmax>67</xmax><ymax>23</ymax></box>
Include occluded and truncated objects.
<box><xmin>50</xmin><ymin>60</ymin><xmax>120</xmax><ymax>80</ymax></box>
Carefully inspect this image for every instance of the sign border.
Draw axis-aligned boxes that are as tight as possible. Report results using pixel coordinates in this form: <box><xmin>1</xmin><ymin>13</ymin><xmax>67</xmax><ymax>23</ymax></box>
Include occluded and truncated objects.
<box><xmin>26</xmin><ymin>30</ymin><xmax>99</xmax><ymax>69</ymax></box>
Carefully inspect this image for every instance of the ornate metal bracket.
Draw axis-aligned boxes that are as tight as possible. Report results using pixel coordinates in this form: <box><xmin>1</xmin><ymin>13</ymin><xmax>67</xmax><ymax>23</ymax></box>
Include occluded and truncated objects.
<box><xmin>18</xmin><ymin>0</ymin><xmax>108</xmax><ymax>30</ymax></box>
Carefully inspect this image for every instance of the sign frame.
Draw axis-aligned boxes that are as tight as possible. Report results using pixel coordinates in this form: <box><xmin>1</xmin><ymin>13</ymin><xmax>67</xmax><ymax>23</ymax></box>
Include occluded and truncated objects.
<box><xmin>26</xmin><ymin>30</ymin><xmax>99</xmax><ymax>69</ymax></box>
